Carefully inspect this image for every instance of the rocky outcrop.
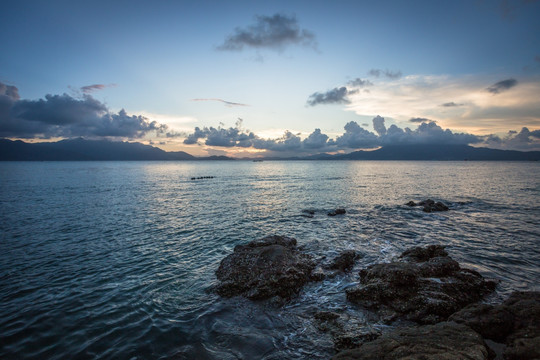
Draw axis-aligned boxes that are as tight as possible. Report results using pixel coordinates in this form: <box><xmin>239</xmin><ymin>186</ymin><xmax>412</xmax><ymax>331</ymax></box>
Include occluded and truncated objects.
<box><xmin>325</xmin><ymin>250</ymin><xmax>361</xmax><ymax>273</ymax></box>
<box><xmin>332</xmin><ymin>322</ymin><xmax>492</xmax><ymax>360</ymax></box>
<box><xmin>215</xmin><ymin>235</ymin><xmax>316</xmax><ymax>300</ymax></box>
<box><xmin>406</xmin><ymin>199</ymin><xmax>449</xmax><ymax>212</ymax></box>
<box><xmin>450</xmin><ymin>291</ymin><xmax>540</xmax><ymax>360</ymax></box>
<box><xmin>346</xmin><ymin>245</ymin><xmax>497</xmax><ymax>323</ymax></box>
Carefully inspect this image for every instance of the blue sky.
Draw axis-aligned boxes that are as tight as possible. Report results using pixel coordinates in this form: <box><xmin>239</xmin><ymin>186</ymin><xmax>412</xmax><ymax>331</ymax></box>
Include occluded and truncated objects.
<box><xmin>1</xmin><ymin>0</ymin><xmax>539</xmax><ymax>156</ymax></box>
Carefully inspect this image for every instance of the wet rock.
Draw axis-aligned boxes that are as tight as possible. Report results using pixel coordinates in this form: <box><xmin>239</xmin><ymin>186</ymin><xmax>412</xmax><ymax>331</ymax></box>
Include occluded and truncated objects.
<box><xmin>450</xmin><ymin>291</ymin><xmax>540</xmax><ymax>360</ymax></box>
<box><xmin>328</xmin><ymin>208</ymin><xmax>347</xmax><ymax>216</ymax></box>
<box><xmin>301</xmin><ymin>209</ymin><xmax>315</xmax><ymax>218</ymax></box>
<box><xmin>406</xmin><ymin>199</ymin><xmax>449</xmax><ymax>212</ymax></box>
<box><xmin>215</xmin><ymin>235</ymin><xmax>316</xmax><ymax>300</ymax></box>
<box><xmin>312</xmin><ymin>311</ymin><xmax>381</xmax><ymax>352</ymax></box>
<box><xmin>325</xmin><ymin>250</ymin><xmax>361</xmax><ymax>273</ymax></box>
<box><xmin>332</xmin><ymin>322</ymin><xmax>492</xmax><ymax>360</ymax></box>
<box><xmin>346</xmin><ymin>245</ymin><xmax>497</xmax><ymax>324</ymax></box>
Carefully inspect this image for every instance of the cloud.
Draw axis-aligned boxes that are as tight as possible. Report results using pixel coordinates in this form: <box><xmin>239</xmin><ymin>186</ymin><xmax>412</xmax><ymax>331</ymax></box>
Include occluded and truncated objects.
<box><xmin>80</xmin><ymin>83</ymin><xmax>116</xmax><ymax>94</ymax></box>
<box><xmin>306</xmin><ymin>86</ymin><xmax>357</xmax><ymax>106</ymax></box>
<box><xmin>372</xmin><ymin>115</ymin><xmax>386</xmax><ymax>136</ymax></box>
<box><xmin>0</xmin><ymin>82</ymin><xmax>171</xmax><ymax>139</ymax></box>
<box><xmin>347</xmin><ymin>78</ymin><xmax>373</xmax><ymax>87</ymax></box>
<box><xmin>441</xmin><ymin>102</ymin><xmax>463</xmax><ymax>107</ymax></box>
<box><xmin>409</xmin><ymin>117</ymin><xmax>436</xmax><ymax>123</ymax></box>
<box><xmin>191</xmin><ymin>98</ymin><xmax>248</xmax><ymax>107</ymax></box>
<box><xmin>368</xmin><ymin>69</ymin><xmax>402</xmax><ymax>79</ymax></box>
<box><xmin>182</xmin><ymin>116</ymin><xmax>540</xmax><ymax>153</ymax></box>
<box><xmin>486</xmin><ymin>78</ymin><xmax>518</xmax><ymax>94</ymax></box>
<box><xmin>218</xmin><ymin>13</ymin><xmax>316</xmax><ymax>52</ymax></box>
<box><xmin>0</xmin><ymin>82</ymin><xmax>20</xmax><ymax>100</ymax></box>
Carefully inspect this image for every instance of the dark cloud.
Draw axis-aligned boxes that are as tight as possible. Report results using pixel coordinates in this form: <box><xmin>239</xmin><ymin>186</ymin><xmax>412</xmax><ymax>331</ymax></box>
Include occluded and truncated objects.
<box><xmin>368</xmin><ymin>69</ymin><xmax>402</xmax><ymax>79</ymax></box>
<box><xmin>192</xmin><ymin>98</ymin><xmax>248</xmax><ymax>107</ymax></box>
<box><xmin>409</xmin><ymin>117</ymin><xmax>436</xmax><ymax>123</ymax></box>
<box><xmin>486</xmin><ymin>78</ymin><xmax>518</xmax><ymax>94</ymax></box>
<box><xmin>441</xmin><ymin>102</ymin><xmax>463</xmax><ymax>107</ymax></box>
<box><xmin>0</xmin><ymin>82</ymin><xmax>171</xmax><ymax>139</ymax></box>
<box><xmin>218</xmin><ymin>14</ymin><xmax>316</xmax><ymax>52</ymax></box>
<box><xmin>182</xmin><ymin>116</ymin><xmax>539</xmax><ymax>153</ymax></box>
<box><xmin>347</xmin><ymin>78</ymin><xmax>373</xmax><ymax>87</ymax></box>
<box><xmin>306</xmin><ymin>87</ymin><xmax>357</xmax><ymax>106</ymax></box>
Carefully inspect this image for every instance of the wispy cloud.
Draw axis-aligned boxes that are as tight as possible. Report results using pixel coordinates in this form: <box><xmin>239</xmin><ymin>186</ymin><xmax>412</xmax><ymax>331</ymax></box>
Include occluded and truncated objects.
<box><xmin>486</xmin><ymin>78</ymin><xmax>518</xmax><ymax>94</ymax></box>
<box><xmin>368</xmin><ymin>69</ymin><xmax>402</xmax><ymax>79</ymax></box>
<box><xmin>191</xmin><ymin>98</ymin><xmax>249</xmax><ymax>107</ymax></box>
<box><xmin>218</xmin><ymin>13</ymin><xmax>317</xmax><ymax>52</ymax></box>
<box><xmin>80</xmin><ymin>83</ymin><xmax>116</xmax><ymax>94</ymax></box>
<box><xmin>440</xmin><ymin>102</ymin><xmax>463</xmax><ymax>107</ymax></box>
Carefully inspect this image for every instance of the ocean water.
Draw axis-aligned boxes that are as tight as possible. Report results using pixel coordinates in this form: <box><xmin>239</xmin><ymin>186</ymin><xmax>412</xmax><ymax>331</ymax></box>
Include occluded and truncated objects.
<box><xmin>1</xmin><ymin>160</ymin><xmax>539</xmax><ymax>359</ymax></box>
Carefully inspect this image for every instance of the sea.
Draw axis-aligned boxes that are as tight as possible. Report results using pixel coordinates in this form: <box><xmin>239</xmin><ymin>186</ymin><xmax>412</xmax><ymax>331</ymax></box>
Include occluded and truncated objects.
<box><xmin>1</xmin><ymin>161</ymin><xmax>539</xmax><ymax>359</ymax></box>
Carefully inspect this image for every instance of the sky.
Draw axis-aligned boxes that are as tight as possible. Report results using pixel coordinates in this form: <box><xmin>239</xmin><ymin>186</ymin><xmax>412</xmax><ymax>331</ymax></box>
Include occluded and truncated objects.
<box><xmin>1</xmin><ymin>0</ymin><xmax>540</xmax><ymax>157</ymax></box>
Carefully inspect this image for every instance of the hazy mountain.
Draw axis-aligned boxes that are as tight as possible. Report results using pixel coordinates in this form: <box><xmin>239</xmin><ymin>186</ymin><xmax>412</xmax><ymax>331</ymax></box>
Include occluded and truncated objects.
<box><xmin>1</xmin><ymin>139</ymin><xmax>539</xmax><ymax>161</ymax></box>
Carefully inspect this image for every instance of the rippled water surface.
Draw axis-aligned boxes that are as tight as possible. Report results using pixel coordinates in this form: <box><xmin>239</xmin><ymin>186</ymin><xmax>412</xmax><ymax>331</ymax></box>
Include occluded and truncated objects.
<box><xmin>1</xmin><ymin>161</ymin><xmax>539</xmax><ymax>359</ymax></box>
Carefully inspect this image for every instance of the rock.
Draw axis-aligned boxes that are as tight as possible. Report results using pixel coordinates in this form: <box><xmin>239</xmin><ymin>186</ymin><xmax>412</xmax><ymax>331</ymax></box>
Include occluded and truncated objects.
<box><xmin>346</xmin><ymin>245</ymin><xmax>497</xmax><ymax>324</ymax></box>
<box><xmin>302</xmin><ymin>209</ymin><xmax>315</xmax><ymax>218</ymax></box>
<box><xmin>215</xmin><ymin>235</ymin><xmax>316</xmax><ymax>300</ymax></box>
<box><xmin>450</xmin><ymin>291</ymin><xmax>540</xmax><ymax>360</ymax></box>
<box><xmin>406</xmin><ymin>199</ymin><xmax>449</xmax><ymax>212</ymax></box>
<box><xmin>332</xmin><ymin>322</ymin><xmax>492</xmax><ymax>360</ymax></box>
<box><xmin>328</xmin><ymin>208</ymin><xmax>347</xmax><ymax>216</ymax></box>
<box><xmin>325</xmin><ymin>250</ymin><xmax>360</xmax><ymax>273</ymax></box>
<box><xmin>314</xmin><ymin>311</ymin><xmax>340</xmax><ymax>321</ymax></box>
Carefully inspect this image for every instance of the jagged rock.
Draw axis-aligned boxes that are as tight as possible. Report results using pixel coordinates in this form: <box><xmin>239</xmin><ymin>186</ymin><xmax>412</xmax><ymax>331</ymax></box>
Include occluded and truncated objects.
<box><xmin>215</xmin><ymin>235</ymin><xmax>316</xmax><ymax>300</ymax></box>
<box><xmin>450</xmin><ymin>291</ymin><xmax>540</xmax><ymax>360</ymax></box>
<box><xmin>406</xmin><ymin>199</ymin><xmax>449</xmax><ymax>212</ymax></box>
<box><xmin>332</xmin><ymin>322</ymin><xmax>492</xmax><ymax>360</ymax></box>
<box><xmin>325</xmin><ymin>250</ymin><xmax>361</xmax><ymax>273</ymax></box>
<box><xmin>346</xmin><ymin>245</ymin><xmax>497</xmax><ymax>324</ymax></box>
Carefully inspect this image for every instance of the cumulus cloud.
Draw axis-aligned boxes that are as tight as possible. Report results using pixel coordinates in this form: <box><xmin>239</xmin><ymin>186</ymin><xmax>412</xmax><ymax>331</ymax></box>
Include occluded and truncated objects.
<box><xmin>368</xmin><ymin>69</ymin><xmax>402</xmax><ymax>79</ymax></box>
<box><xmin>192</xmin><ymin>98</ymin><xmax>248</xmax><ymax>107</ymax></box>
<box><xmin>0</xmin><ymin>82</ymin><xmax>171</xmax><ymax>139</ymax></box>
<box><xmin>486</xmin><ymin>78</ymin><xmax>518</xmax><ymax>94</ymax></box>
<box><xmin>306</xmin><ymin>87</ymin><xmax>357</xmax><ymax>106</ymax></box>
<box><xmin>218</xmin><ymin>13</ymin><xmax>316</xmax><ymax>52</ymax></box>
<box><xmin>182</xmin><ymin>116</ymin><xmax>539</xmax><ymax>153</ymax></box>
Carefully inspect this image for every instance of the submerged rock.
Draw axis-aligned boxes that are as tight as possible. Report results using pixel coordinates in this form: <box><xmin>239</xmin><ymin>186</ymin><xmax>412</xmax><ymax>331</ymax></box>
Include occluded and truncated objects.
<box><xmin>346</xmin><ymin>245</ymin><xmax>497</xmax><ymax>324</ymax></box>
<box><xmin>328</xmin><ymin>208</ymin><xmax>347</xmax><ymax>216</ymax></box>
<box><xmin>406</xmin><ymin>199</ymin><xmax>449</xmax><ymax>212</ymax></box>
<box><xmin>450</xmin><ymin>291</ymin><xmax>540</xmax><ymax>360</ymax></box>
<box><xmin>332</xmin><ymin>322</ymin><xmax>492</xmax><ymax>360</ymax></box>
<box><xmin>215</xmin><ymin>235</ymin><xmax>316</xmax><ymax>300</ymax></box>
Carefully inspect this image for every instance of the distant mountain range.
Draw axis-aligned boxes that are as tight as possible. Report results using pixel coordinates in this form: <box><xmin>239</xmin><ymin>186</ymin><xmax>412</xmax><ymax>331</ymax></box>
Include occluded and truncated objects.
<box><xmin>1</xmin><ymin>138</ymin><xmax>539</xmax><ymax>161</ymax></box>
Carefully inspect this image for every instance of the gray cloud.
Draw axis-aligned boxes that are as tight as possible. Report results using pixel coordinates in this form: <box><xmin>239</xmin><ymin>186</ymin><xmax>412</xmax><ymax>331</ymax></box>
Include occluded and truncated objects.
<box><xmin>409</xmin><ymin>117</ymin><xmax>436</xmax><ymax>123</ymax></box>
<box><xmin>306</xmin><ymin>86</ymin><xmax>357</xmax><ymax>106</ymax></box>
<box><xmin>441</xmin><ymin>102</ymin><xmax>463</xmax><ymax>107</ymax></box>
<box><xmin>0</xmin><ymin>82</ymin><xmax>171</xmax><ymax>139</ymax></box>
<box><xmin>347</xmin><ymin>78</ymin><xmax>373</xmax><ymax>87</ymax></box>
<box><xmin>192</xmin><ymin>98</ymin><xmax>248</xmax><ymax>107</ymax></box>
<box><xmin>486</xmin><ymin>78</ymin><xmax>518</xmax><ymax>94</ymax></box>
<box><xmin>218</xmin><ymin>14</ymin><xmax>316</xmax><ymax>52</ymax></box>
<box><xmin>182</xmin><ymin>116</ymin><xmax>539</xmax><ymax>153</ymax></box>
<box><xmin>372</xmin><ymin>115</ymin><xmax>386</xmax><ymax>136</ymax></box>
<box><xmin>368</xmin><ymin>69</ymin><xmax>402</xmax><ymax>79</ymax></box>
<box><xmin>535</xmin><ymin>56</ymin><xmax>540</xmax><ymax>63</ymax></box>
<box><xmin>80</xmin><ymin>84</ymin><xmax>116</xmax><ymax>94</ymax></box>
<box><xmin>0</xmin><ymin>82</ymin><xmax>20</xmax><ymax>100</ymax></box>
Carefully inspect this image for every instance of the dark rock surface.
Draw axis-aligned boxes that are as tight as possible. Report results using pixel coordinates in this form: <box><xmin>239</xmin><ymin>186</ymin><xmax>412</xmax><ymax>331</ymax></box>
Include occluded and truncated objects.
<box><xmin>450</xmin><ymin>291</ymin><xmax>540</xmax><ymax>360</ymax></box>
<box><xmin>406</xmin><ymin>199</ymin><xmax>449</xmax><ymax>212</ymax></box>
<box><xmin>332</xmin><ymin>322</ymin><xmax>492</xmax><ymax>360</ymax></box>
<box><xmin>325</xmin><ymin>250</ymin><xmax>361</xmax><ymax>273</ymax></box>
<box><xmin>215</xmin><ymin>235</ymin><xmax>316</xmax><ymax>300</ymax></box>
<box><xmin>328</xmin><ymin>208</ymin><xmax>347</xmax><ymax>216</ymax></box>
<box><xmin>346</xmin><ymin>245</ymin><xmax>497</xmax><ymax>324</ymax></box>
